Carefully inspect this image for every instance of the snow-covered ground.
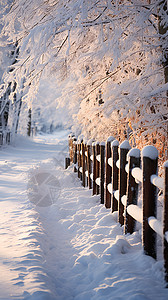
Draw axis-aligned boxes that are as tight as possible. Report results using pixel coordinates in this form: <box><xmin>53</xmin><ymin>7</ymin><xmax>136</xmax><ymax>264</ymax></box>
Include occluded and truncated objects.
<box><xmin>0</xmin><ymin>130</ymin><xmax>168</xmax><ymax>300</ymax></box>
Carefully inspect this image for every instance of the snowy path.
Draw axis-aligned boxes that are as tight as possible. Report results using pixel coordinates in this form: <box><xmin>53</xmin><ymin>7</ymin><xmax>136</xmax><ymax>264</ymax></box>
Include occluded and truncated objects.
<box><xmin>0</xmin><ymin>131</ymin><xmax>168</xmax><ymax>300</ymax></box>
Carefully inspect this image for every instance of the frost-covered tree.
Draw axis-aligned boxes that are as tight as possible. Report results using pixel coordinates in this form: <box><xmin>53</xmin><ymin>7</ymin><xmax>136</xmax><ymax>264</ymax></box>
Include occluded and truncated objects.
<box><xmin>0</xmin><ymin>0</ymin><xmax>16</xmax><ymax>143</ymax></box>
<box><xmin>76</xmin><ymin>0</ymin><xmax>168</xmax><ymax>160</ymax></box>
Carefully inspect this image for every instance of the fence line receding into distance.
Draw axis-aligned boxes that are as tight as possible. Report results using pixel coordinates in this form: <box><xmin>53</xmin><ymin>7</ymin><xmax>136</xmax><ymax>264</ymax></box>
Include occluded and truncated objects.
<box><xmin>66</xmin><ymin>134</ymin><xmax>168</xmax><ymax>286</ymax></box>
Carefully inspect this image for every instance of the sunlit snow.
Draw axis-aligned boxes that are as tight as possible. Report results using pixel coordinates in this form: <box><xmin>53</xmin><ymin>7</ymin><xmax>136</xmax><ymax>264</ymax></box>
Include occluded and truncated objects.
<box><xmin>0</xmin><ymin>130</ymin><xmax>168</xmax><ymax>300</ymax></box>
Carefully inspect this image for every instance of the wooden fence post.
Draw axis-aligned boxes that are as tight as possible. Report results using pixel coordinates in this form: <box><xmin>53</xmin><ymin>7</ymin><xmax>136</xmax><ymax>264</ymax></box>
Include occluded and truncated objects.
<box><xmin>68</xmin><ymin>134</ymin><xmax>71</xmax><ymax>157</ymax></box>
<box><xmin>87</xmin><ymin>141</ymin><xmax>92</xmax><ymax>189</ymax></box>
<box><xmin>77</xmin><ymin>141</ymin><xmax>81</xmax><ymax>179</ymax></box>
<box><xmin>111</xmin><ymin>140</ymin><xmax>119</xmax><ymax>212</ymax></box>
<box><xmin>73</xmin><ymin>141</ymin><xmax>77</xmax><ymax>172</ymax></box>
<box><xmin>0</xmin><ymin>132</ymin><xmax>3</xmax><ymax>145</ymax></box>
<box><xmin>105</xmin><ymin>136</ymin><xmax>115</xmax><ymax>208</ymax></box>
<box><xmin>6</xmin><ymin>131</ymin><xmax>10</xmax><ymax>144</ymax></box>
<box><xmin>118</xmin><ymin>141</ymin><xmax>131</xmax><ymax>226</ymax></box>
<box><xmin>65</xmin><ymin>157</ymin><xmax>70</xmax><ymax>169</ymax></box>
<box><xmin>69</xmin><ymin>135</ymin><xmax>75</xmax><ymax>163</ymax></box>
<box><xmin>82</xmin><ymin>142</ymin><xmax>86</xmax><ymax>187</ymax></box>
<box><xmin>100</xmin><ymin>142</ymin><xmax>105</xmax><ymax>204</ymax></box>
<box><xmin>92</xmin><ymin>142</ymin><xmax>96</xmax><ymax>195</ymax></box>
<box><xmin>78</xmin><ymin>137</ymin><xmax>83</xmax><ymax>181</ymax></box>
<box><xmin>142</xmin><ymin>145</ymin><xmax>158</xmax><ymax>259</ymax></box>
<box><xmin>84</xmin><ymin>142</ymin><xmax>88</xmax><ymax>187</ymax></box>
<box><xmin>124</xmin><ymin>148</ymin><xmax>140</xmax><ymax>234</ymax></box>
<box><xmin>65</xmin><ymin>134</ymin><xmax>73</xmax><ymax>170</ymax></box>
<box><xmin>163</xmin><ymin>161</ymin><xmax>168</xmax><ymax>285</ymax></box>
<box><xmin>96</xmin><ymin>142</ymin><xmax>100</xmax><ymax>195</ymax></box>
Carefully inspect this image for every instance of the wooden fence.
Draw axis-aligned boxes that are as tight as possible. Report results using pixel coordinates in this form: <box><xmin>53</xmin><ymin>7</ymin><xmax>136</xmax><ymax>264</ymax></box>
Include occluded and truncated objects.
<box><xmin>66</xmin><ymin>134</ymin><xmax>168</xmax><ymax>286</ymax></box>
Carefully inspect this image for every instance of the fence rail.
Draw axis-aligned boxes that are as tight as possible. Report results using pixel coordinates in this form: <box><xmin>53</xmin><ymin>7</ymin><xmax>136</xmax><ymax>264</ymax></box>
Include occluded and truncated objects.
<box><xmin>66</xmin><ymin>133</ymin><xmax>168</xmax><ymax>286</ymax></box>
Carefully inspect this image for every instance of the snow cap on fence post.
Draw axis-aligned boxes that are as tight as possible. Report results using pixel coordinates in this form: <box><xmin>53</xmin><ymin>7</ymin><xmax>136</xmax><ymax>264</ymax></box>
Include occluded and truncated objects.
<box><xmin>111</xmin><ymin>140</ymin><xmax>119</xmax><ymax>212</ymax></box>
<box><xmin>124</xmin><ymin>148</ymin><xmax>140</xmax><ymax>235</ymax></box>
<box><xmin>118</xmin><ymin>140</ymin><xmax>131</xmax><ymax>225</ymax></box>
<box><xmin>119</xmin><ymin>140</ymin><xmax>131</xmax><ymax>150</ymax></box>
<box><xmin>163</xmin><ymin>160</ymin><xmax>168</xmax><ymax>285</ymax></box>
<box><xmin>142</xmin><ymin>145</ymin><xmax>158</xmax><ymax>259</ymax></box>
<box><xmin>142</xmin><ymin>145</ymin><xmax>158</xmax><ymax>160</ymax></box>
<box><xmin>111</xmin><ymin>140</ymin><xmax>119</xmax><ymax>147</ymax></box>
<box><xmin>107</xmin><ymin>136</ymin><xmax>115</xmax><ymax>143</ymax></box>
<box><xmin>127</xmin><ymin>148</ymin><xmax>141</xmax><ymax>160</ymax></box>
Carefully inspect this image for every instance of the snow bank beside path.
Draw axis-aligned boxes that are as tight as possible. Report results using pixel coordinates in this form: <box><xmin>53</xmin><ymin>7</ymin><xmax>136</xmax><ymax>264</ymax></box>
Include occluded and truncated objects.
<box><xmin>0</xmin><ymin>131</ymin><xmax>168</xmax><ymax>300</ymax></box>
<box><xmin>39</xmin><ymin>167</ymin><xmax>167</xmax><ymax>300</ymax></box>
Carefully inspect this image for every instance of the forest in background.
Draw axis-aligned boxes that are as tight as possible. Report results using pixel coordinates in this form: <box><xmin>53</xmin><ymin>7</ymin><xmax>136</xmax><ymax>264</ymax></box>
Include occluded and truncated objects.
<box><xmin>0</xmin><ymin>0</ymin><xmax>168</xmax><ymax>163</ymax></box>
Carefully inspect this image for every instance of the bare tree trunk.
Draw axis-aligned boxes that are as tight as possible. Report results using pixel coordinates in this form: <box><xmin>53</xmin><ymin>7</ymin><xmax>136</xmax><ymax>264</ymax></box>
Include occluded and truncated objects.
<box><xmin>15</xmin><ymin>99</ymin><xmax>22</xmax><ymax>134</ymax></box>
<box><xmin>27</xmin><ymin>108</ymin><xmax>32</xmax><ymax>136</ymax></box>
